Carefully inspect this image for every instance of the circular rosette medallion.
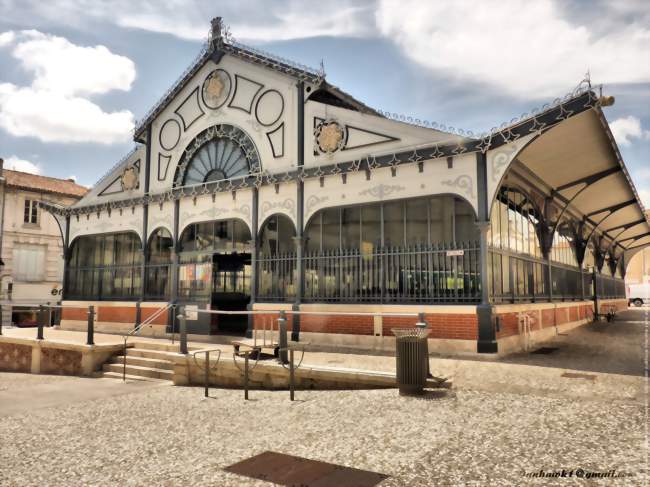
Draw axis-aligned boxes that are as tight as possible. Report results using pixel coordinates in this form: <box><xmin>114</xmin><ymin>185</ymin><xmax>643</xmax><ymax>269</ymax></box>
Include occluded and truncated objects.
<box><xmin>201</xmin><ymin>69</ymin><xmax>231</xmax><ymax>109</ymax></box>
<box><xmin>314</xmin><ymin>120</ymin><xmax>346</xmax><ymax>154</ymax></box>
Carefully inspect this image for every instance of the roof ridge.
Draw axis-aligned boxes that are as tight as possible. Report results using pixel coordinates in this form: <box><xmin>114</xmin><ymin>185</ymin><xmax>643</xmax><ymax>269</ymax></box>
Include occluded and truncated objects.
<box><xmin>3</xmin><ymin>168</ymin><xmax>87</xmax><ymax>187</ymax></box>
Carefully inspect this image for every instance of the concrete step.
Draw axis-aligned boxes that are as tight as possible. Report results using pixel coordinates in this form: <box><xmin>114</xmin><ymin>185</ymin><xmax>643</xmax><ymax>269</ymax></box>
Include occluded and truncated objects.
<box><xmin>129</xmin><ymin>340</ymin><xmax>200</xmax><ymax>353</ymax></box>
<box><xmin>126</xmin><ymin>348</ymin><xmax>181</xmax><ymax>361</ymax></box>
<box><xmin>102</xmin><ymin>362</ymin><xmax>173</xmax><ymax>380</ymax></box>
<box><xmin>99</xmin><ymin>371</ymin><xmax>168</xmax><ymax>382</ymax></box>
<box><xmin>108</xmin><ymin>355</ymin><xmax>174</xmax><ymax>370</ymax></box>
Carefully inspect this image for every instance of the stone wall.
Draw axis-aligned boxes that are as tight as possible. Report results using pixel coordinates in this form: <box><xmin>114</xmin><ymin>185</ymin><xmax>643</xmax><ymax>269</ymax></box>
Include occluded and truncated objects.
<box><xmin>0</xmin><ymin>336</ymin><xmax>123</xmax><ymax>376</ymax></box>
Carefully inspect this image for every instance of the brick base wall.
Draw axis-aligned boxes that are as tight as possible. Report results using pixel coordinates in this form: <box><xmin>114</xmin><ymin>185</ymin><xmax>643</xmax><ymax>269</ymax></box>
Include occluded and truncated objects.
<box><xmin>61</xmin><ymin>302</ymin><xmax>169</xmax><ymax>327</ymax></box>
<box><xmin>252</xmin><ymin>309</ymin><xmax>478</xmax><ymax>341</ymax></box>
<box><xmin>495</xmin><ymin>302</ymin><xmax>596</xmax><ymax>339</ymax></box>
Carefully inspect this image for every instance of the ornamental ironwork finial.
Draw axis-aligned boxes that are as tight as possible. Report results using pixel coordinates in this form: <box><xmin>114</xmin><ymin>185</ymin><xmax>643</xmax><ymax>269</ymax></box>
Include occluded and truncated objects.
<box><xmin>210</xmin><ymin>17</ymin><xmax>223</xmax><ymax>46</ymax></box>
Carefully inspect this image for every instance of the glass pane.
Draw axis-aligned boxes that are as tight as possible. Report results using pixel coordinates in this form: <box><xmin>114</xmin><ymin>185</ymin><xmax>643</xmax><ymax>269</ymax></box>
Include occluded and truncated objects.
<box><xmin>91</xmin><ymin>236</ymin><xmax>102</xmax><ymax>266</ymax></box>
<box><xmin>455</xmin><ymin>198</ymin><xmax>478</xmax><ymax>243</ymax></box>
<box><xmin>260</xmin><ymin>216</ymin><xmax>276</xmax><ymax>256</ymax></box>
<box><xmin>180</xmin><ymin>224</ymin><xmax>197</xmax><ymax>252</ymax></box>
<box><xmin>148</xmin><ymin>229</ymin><xmax>172</xmax><ymax>264</ymax></box>
<box><xmin>214</xmin><ymin>220</ymin><xmax>231</xmax><ymax>252</ymax></box>
<box><xmin>115</xmin><ymin>234</ymin><xmax>132</xmax><ymax>266</ymax></box>
<box><xmin>361</xmin><ymin>205</ymin><xmax>381</xmax><ymax>251</ymax></box>
<box><xmin>430</xmin><ymin>196</ymin><xmax>454</xmax><ymax>243</ymax></box>
<box><xmin>233</xmin><ymin>220</ymin><xmax>252</xmax><ymax>253</ymax></box>
<box><xmin>382</xmin><ymin>201</ymin><xmax>403</xmax><ymax>247</ymax></box>
<box><xmin>321</xmin><ymin>208</ymin><xmax>340</xmax><ymax>251</ymax></box>
<box><xmin>305</xmin><ymin>214</ymin><xmax>321</xmax><ymax>253</ymax></box>
<box><xmin>341</xmin><ymin>207</ymin><xmax>361</xmax><ymax>250</ymax></box>
<box><xmin>277</xmin><ymin>216</ymin><xmax>295</xmax><ymax>253</ymax></box>
<box><xmin>406</xmin><ymin>199</ymin><xmax>429</xmax><ymax>246</ymax></box>
<box><xmin>103</xmin><ymin>235</ymin><xmax>115</xmax><ymax>266</ymax></box>
<box><xmin>196</xmin><ymin>222</ymin><xmax>214</xmax><ymax>251</ymax></box>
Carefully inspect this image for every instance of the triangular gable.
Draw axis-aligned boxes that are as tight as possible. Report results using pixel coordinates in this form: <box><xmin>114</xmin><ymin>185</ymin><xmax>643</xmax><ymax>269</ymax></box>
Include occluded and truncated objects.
<box><xmin>306</xmin><ymin>101</ymin><xmax>467</xmax><ymax>166</ymax></box>
<box><xmin>74</xmin><ymin>146</ymin><xmax>144</xmax><ymax>207</ymax></box>
<box><xmin>133</xmin><ymin>22</ymin><xmax>377</xmax><ymax>142</ymax></box>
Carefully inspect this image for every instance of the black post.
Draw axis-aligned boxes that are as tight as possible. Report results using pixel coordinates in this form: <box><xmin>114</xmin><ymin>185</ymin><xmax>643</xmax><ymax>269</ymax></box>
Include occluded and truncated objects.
<box><xmin>141</xmin><ymin>126</ymin><xmax>151</xmax><ymax>307</ymax></box>
<box><xmin>244</xmin><ymin>352</ymin><xmax>249</xmax><ymax>400</ymax></box>
<box><xmin>178</xmin><ymin>305</ymin><xmax>188</xmax><ymax>354</ymax></box>
<box><xmin>0</xmin><ymin>304</ymin><xmax>3</xmax><ymax>336</ymax></box>
<box><xmin>592</xmin><ymin>267</ymin><xmax>599</xmax><ymax>319</ymax></box>
<box><xmin>37</xmin><ymin>305</ymin><xmax>44</xmax><ymax>340</ymax></box>
<box><xmin>135</xmin><ymin>301</ymin><xmax>141</xmax><ymax>329</ymax></box>
<box><xmin>169</xmin><ymin>199</ymin><xmax>180</xmax><ymax>334</ymax></box>
<box><xmin>278</xmin><ymin>310</ymin><xmax>288</xmax><ymax>364</ymax></box>
<box><xmin>246</xmin><ymin>188</ymin><xmax>259</xmax><ymax>339</ymax></box>
<box><xmin>292</xmin><ymin>80</ymin><xmax>305</xmax><ymax>342</ymax></box>
<box><xmin>204</xmin><ymin>351</ymin><xmax>210</xmax><ymax>398</ymax></box>
<box><xmin>289</xmin><ymin>348</ymin><xmax>295</xmax><ymax>401</ymax></box>
<box><xmin>87</xmin><ymin>305</ymin><xmax>95</xmax><ymax>345</ymax></box>
<box><xmin>476</xmin><ymin>150</ymin><xmax>496</xmax><ymax>353</ymax></box>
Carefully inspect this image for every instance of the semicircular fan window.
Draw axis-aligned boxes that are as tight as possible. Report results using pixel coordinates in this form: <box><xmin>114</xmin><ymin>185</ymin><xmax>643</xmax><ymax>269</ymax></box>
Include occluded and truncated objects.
<box><xmin>175</xmin><ymin>124</ymin><xmax>260</xmax><ymax>187</ymax></box>
<box><xmin>184</xmin><ymin>138</ymin><xmax>249</xmax><ymax>185</ymax></box>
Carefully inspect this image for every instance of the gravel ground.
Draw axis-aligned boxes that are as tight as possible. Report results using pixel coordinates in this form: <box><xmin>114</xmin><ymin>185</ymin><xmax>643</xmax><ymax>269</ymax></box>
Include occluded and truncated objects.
<box><xmin>0</xmin><ymin>373</ymin><xmax>646</xmax><ymax>487</ymax></box>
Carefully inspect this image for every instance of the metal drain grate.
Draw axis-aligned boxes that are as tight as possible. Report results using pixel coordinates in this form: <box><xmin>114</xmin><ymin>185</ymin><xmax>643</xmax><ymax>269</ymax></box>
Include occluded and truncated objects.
<box><xmin>224</xmin><ymin>451</ymin><xmax>389</xmax><ymax>486</ymax></box>
<box><xmin>561</xmin><ymin>372</ymin><xmax>596</xmax><ymax>381</ymax></box>
<box><xmin>531</xmin><ymin>347</ymin><xmax>559</xmax><ymax>354</ymax></box>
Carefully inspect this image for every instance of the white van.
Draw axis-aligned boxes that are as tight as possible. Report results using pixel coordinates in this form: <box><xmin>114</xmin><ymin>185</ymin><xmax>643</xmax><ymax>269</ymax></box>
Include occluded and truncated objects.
<box><xmin>627</xmin><ymin>283</ymin><xmax>650</xmax><ymax>307</ymax></box>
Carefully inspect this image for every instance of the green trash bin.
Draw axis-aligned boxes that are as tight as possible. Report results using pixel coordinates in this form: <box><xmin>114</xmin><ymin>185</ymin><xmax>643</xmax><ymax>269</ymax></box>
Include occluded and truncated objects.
<box><xmin>392</xmin><ymin>328</ymin><xmax>430</xmax><ymax>395</ymax></box>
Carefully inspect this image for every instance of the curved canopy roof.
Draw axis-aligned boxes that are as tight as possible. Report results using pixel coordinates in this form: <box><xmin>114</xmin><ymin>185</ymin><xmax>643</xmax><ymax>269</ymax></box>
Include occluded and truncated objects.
<box><xmin>514</xmin><ymin>106</ymin><xmax>649</xmax><ymax>255</ymax></box>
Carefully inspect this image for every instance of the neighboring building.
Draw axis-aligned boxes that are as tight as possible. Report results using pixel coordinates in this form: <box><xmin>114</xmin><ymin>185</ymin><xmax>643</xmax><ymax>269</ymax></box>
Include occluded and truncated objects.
<box><xmin>44</xmin><ymin>18</ymin><xmax>649</xmax><ymax>354</ymax></box>
<box><xmin>0</xmin><ymin>160</ymin><xmax>87</xmax><ymax>324</ymax></box>
<box><xmin>624</xmin><ymin>210</ymin><xmax>650</xmax><ymax>286</ymax></box>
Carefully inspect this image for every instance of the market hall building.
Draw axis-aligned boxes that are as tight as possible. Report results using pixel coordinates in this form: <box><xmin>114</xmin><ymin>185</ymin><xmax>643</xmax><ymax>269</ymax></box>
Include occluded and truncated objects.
<box><xmin>43</xmin><ymin>18</ymin><xmax>649</xmax><ymax>354</ymax></box>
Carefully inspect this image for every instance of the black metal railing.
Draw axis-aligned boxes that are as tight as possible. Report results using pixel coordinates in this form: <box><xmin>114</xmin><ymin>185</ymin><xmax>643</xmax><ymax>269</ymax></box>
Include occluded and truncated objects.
<box><xmin>488</xmin><ymin>250</ymin><xmax>547</xmax><ymax>303</ymax></box>
<box><xmin>594</xmin><ymin>273</ymin><xmax>626</xmax><ymax>299</ymax></box>
<box><xmin>65</xmin><ymin>265</ymin><xmax>142</xmax><ymax>301</ymax></box>
<box><xmin>550</xmin><ymin>264</ymin><xmax>583</xmax><ymax>301</ymax></box>
<box><xmin>258</xmin><ymin>252</ymin><xmax>297</xmax><ymax>301</ymax></box>
<box><xmin>144</xmin><ymin>264</ymin><xmax>172</xmax><ymax>300</ymax></box>
<box><xmin>258</xmin><ymin>242</ymin><xmax>481</xmax><ymax>304</ymax></box>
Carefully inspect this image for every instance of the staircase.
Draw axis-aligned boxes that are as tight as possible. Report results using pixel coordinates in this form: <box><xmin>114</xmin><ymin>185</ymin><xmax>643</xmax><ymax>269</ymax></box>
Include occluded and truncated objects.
<box><xmin>101</xmin><ymin>341</ymin><xmax>181</xmax><ymax>382</ymax></box>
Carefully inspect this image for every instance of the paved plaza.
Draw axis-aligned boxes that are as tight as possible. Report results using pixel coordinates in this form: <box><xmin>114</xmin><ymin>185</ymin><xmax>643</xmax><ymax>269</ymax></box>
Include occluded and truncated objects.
<box><xmin>0</xmin><ymin>309</ymin><xmax>648</xmax><ymax>486</ymax></box>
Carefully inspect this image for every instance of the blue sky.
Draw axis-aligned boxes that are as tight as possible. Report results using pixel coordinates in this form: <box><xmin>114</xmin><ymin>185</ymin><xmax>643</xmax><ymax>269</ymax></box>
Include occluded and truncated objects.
<box><xmin>0</xmin><ymin>0</ymin><xmax>648</xmax><ymax>205</ymax></box>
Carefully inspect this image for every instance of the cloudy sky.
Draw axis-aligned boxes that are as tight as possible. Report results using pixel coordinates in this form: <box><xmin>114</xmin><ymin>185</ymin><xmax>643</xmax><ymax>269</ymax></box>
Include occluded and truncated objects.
<box><xmin>0</xmin><ymin>0</ymin><xmax>648</xmax><ymax>203</ymax></box>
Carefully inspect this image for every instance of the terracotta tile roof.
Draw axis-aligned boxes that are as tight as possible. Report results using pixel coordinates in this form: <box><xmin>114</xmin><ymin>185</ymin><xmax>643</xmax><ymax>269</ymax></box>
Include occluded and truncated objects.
<box><xmin>2</xmin><ymin>169</ymin><xmax>88</xmax><ymax>198</ymax></box>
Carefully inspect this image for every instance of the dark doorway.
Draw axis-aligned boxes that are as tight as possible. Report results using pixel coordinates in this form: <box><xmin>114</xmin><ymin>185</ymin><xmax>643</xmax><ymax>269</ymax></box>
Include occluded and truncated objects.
<box><xmin>210</xmin><ymin>253</ymin><xmax>251</xmax><ymax>334</ymax></box>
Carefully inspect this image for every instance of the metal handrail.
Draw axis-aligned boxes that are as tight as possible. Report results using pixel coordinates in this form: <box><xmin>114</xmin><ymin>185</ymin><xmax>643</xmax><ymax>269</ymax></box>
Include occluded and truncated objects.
<box><xmin>122</xmin><ymin>303</ymin><xmax>173</xmax><ymax>381</ymax></box>
<box><xmin>192</xmin><ymin>348</ymin><xmax>222</xmax><ymax>397</ymax></box>
<box><xmin>192</xmin><ymin>308</ymin><xmax>419</xmax><ymax>318</ymax></box>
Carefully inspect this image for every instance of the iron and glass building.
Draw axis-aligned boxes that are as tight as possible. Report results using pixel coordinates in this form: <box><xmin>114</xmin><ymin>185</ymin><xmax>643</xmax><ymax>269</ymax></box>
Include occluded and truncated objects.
<box><xmin>43</xmin><ymin>18</ymin><xmax>648</xmax><ymax>353</ymax></box>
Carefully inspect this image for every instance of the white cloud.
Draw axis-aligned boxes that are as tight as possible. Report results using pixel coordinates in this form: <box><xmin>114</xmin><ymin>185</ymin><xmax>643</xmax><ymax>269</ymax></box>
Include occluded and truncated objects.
<box><xmin>3</xmin><ymin>155</ymin><xmax>41</xmax><ymax>174</ymax></box>
<box><xmin>610</xmin><ymin>116</ymin><xmax>650</xmax><ymax>146</ymax></box>
<box><xmin>0</xmin><ymin>30</ymin><xmax>135</xmax><ymax>144</ymax></box>
<box><xmin>376</xmin><ymin>0</ymin><xmax>650</xmax><ymax>99</ymax></box>
<box><xmin>2</xmin><ymin>0</ymin><xmax>375</xmax><ymax>42</ymax></box>
<box><xmin>0</xmin><ymin>31</ymin><xmax>15</xmax><ymax>47</ymax></box>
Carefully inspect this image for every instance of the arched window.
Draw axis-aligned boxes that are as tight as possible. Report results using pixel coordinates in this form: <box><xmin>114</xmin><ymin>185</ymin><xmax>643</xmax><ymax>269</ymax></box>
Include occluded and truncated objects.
<box><xmin>302</xmin><ymin>196</ymin><xmax>480</xmax><ymax>303</ymax></box>
<box><xmin>177</xmin><ymin>219</ymin><xmax>252</xmax><ymax>299</ymax></box>
<box><xmin>66</xmin><ymin>232</ymin><xmax>142</xmax><ymax>300</ymax></box>
<box><xmin>174</xmin><ymin>125</ymin><xmax>260</xmax><ymax>186</ymax></box>
<box><xmin>258</xmin><ymin>215</ymin><xmax>297</xmax><ymax>300</ymax></box>
<box><xmin>179</xmin><ymin>219</ymin><xmax>251</xmax><ymax>256</ymax></box>
<box><xmin>305</xmin><ymin>195</ymin><xmax>478</xmax><ymax>252</ymax></box>
<box><xmin>259</xmin><ymin>214</ymin><xmax>296</xmax><ymax>256</ymax></box>
<box><xmin>487</xmin><ymin>187</ymin><xmax>546</xmax><ymax>302</ymax></box>
<box><xmin>550</xmin><ymin>222</ymin><xmax>579</xmax><ymax>267</ymax></box>
<box><xmin>145</xmin><ymin>228</ymin><xmax>173</xmax><ymax>300</ymax></box>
